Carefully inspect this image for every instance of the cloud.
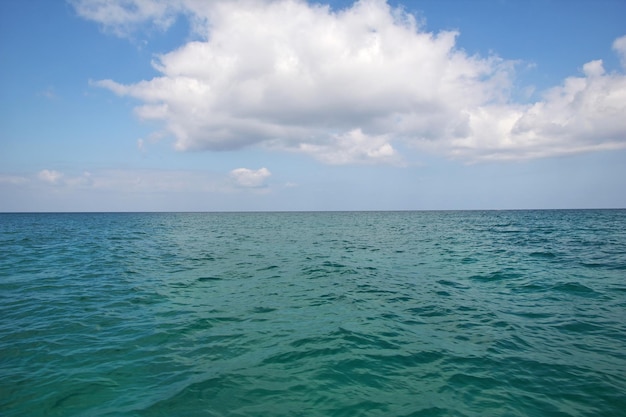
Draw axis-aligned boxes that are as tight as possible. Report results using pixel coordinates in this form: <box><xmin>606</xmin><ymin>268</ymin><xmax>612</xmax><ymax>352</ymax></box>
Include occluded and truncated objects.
<box><xmin>614</xmin><ymin>35</ymin><xmax>626</xmax><ymax>69</ymax></box>
<box><xmin>230</xmin><ymin>167</ymin><xmax>272</xmax><ymax>188</ymax></box>
<box><xmin>39</xmin><ymin>86</ymin><xmax>58</xmax><ymax>100</ymax></box>
<box><xmin>23</xmin><ymin>168</ymin><xmax>244</xmax><ymax>193</ymax></box>
<box><xmin>89</xmin><ymin>0</ymin><xmax>510</xmax><ymax>163</ymax></box>
<box><xmin>36</xmin><ymin>170</ymin><xmax>92</xmax><ymax>187</ymax></box>
<box><xmin>0</xmin><ymin>168</ymin><xmax>280</xmax><ymax>211</ymax></box>
<box><xmin>69</xmin><ymin>0</ymin><xmax>182</xmax><ymax>36</ymax></box>
<box><xmin>296</xmin><ymin>128</ymin><xmax>399</xmax><ymax>165</ymax></box>
<box><xmin>451</xmin><ymin>58</ymin><xmax>626</xmax><ymax>161</ymax></box>
<box><xmin>0</xmin><ymin>175</ymin><xmax>30</xmax><ymax>185</ymax></box>
<box><xmin>38</xmin><ymin>169</ymin><xmax>63</xmax><ymax>184</ymax></box>
<box><xmin>75</xmin><ymin>0</ymin><xmax>626</xmax><ymax>163</ymax></box>
<box><xmin>85</xmin><ymin>169</ymin><xmax>227</xmax><ymax>192</ymax></box>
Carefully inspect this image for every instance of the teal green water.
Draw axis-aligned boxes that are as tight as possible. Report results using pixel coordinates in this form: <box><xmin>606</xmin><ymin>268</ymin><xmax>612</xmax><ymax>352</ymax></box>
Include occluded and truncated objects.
<box><xmin>1</xmin><ymin>210</ymin><xmax>625</xmax><ymax>416</ymax></box>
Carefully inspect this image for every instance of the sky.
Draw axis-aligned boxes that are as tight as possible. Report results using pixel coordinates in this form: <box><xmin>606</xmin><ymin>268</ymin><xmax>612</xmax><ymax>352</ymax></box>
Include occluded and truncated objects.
<box><xmin>1</xmin><ymin>0</ymin><xmax>625</xmax><ymax>212</ymax></box>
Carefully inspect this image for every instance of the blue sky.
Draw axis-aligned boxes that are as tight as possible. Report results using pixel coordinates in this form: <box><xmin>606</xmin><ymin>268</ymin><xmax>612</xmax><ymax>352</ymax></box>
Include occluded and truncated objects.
<box><xmin>1</xmin><ymin>0</ymin><xmax>625</xmax><ymax>211</ymax></box>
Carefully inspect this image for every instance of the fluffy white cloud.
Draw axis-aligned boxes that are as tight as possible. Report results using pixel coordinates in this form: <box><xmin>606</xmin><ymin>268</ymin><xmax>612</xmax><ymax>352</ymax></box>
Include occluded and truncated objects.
<box><xmin>451</xmin><ymin>59</ymin><xmax>626</xmax><ymax>161</ymax></box>
<box><xmin>75</xmin><ymin>0</ymin><xmax>626</xmax><ymax>163</ymax></box>
<box><xmin>230</xmin><ymin>167</ymin><xmax>272</xmax><ymax>188</ymax></box>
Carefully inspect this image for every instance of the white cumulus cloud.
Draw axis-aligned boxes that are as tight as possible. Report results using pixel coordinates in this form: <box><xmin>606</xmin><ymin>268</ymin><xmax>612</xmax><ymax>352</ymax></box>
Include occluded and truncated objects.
<box><xmin>451</xmin><ymin>58</ymin><xmax>626</xmax><ymax>161</ymax></box>
<box><xmin>230</xmin><ymin>167</ymin><xmax>272</xmax><ymax>188</ymax></box>
<box><xmin>74</xmin><ymin>0</ymin><xmax>626</xmax><ymax>163</ymax></box>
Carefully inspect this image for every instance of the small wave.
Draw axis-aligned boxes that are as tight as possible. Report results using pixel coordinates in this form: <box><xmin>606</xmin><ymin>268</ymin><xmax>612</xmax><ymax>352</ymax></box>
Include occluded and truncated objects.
<box><xmin>581</xmin><ymin>261</ymin><xmax>607</xmax><ymax>268</ymax></box>
<box><xmin>365</xmin><ymin>350</ymin><xmax>445</xmax><ymax>369</ymax></box>
<box><xmin>437</xmin><ymin>279</ymin><xmax>469</xmax><ymax>289</ymax></box>
<box><xmin>551</xmin><ymin>281</ymin><xmax>598</xmax><ymax>297</ymax></box>
<box><xmin>261</xmin><ymin>345</ymin><xmax>347</xmax><ymax>365</ymax></box>
<box><xmin>461</xmin><ymin>256</ymin><xmax>478</xmax><ymax>264</ymax></box>
<box><xmin>470</xmin><ymin>270</ymin><xmax>524</xmax><ymax>282</ymax></box>
<box><xmin>250</xmin><ymin>306</ymin><xmax>276</xmax><ymax>314</ymax></box>
<box><xmin>197</xmin><ymin>276</ymin><xmax>222</xmax><ymax>282</ymax></box>
<box><xmin>446</xmin><ymin>372</ymin><xmax>501</xmax><ymax>390</ymax></box>
<box><xmin>529</xmin><ymin>251</ymin><xmax>557</xmax><ymax>259</ymax></box>
<box><xmin>334</xmin><ymin>327</ymin><xmax>400</xmax><ymax>351</ymax></box>
<box><xmin>189</xmin><ymin>253</ymin><xmax>216</xmax><ymax>262</ymax></box>
<box><xmin>511</xmin><ymin>281</ymin><xmax>548</xmax><ymax>294</ymax></box>
<box><xmin>554</xmin><ymin>320</ymin><xmax>604</xmax><ymax>334</ymax></box>
<box><xmin>507</xmin><ymin>310</ymin><xmax>553</xmax><ymax>320</ymax></box>
<box><xmin>256</xmin><ymin>264</ymin><xmax>280</xmax><ymax>272</ymax></box>
<box><xmin>406</xmin><ymin>305</ymin><xmax>452</xmax><ymax>318</ymax></box>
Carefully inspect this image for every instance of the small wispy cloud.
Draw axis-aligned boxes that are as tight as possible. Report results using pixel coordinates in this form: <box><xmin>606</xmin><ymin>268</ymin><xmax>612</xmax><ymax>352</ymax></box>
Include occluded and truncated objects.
<box><xmin>0</xmin><ymin>175</ymin><xmax>29</xmax><ymax>185</ymax></box>
<box><xmin>38</xmin><ymin>169</ymin><xmax>63</xmax><ymax>184</ymax></box>
<box><xmin>39</xmin><ymin>86</ymin><xmax>57</xmax><ymax>100</ymax></box>
<box><xmin>10</xmin><ymin>168</ymin><xmax>280</xmax><ymax>194</ymax></box>
<box><xmin>68</xmin><ymin>0</ymin><xmax>180</xmax><ymax>37</ymax></box>
<box><xmin>613</xmin><ymin>35</ymin><xmax>626</xmax><ymax>69</ymax></box>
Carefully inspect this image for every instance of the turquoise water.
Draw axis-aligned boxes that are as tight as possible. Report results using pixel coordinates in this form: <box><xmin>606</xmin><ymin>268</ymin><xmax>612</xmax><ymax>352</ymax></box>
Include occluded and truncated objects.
<box><xmin>1</xmin><ymin>210</ymin><xmax>625</xmax><ymax>416</ymax></box>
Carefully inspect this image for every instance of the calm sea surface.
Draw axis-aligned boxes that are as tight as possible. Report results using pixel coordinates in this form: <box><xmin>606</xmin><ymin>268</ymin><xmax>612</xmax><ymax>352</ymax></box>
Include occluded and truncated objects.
<box><xmin>1</xmin><ymin>210</ymin><xmax>625</xmax><ymax>416</ymax></box>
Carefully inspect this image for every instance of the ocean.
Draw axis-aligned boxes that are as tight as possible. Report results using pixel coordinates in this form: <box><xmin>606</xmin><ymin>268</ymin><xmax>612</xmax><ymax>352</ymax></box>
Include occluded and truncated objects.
<box><xmin>1</xmin><ymin>210</ymin><xmax>625</xmax><ymax>416</ymax></box>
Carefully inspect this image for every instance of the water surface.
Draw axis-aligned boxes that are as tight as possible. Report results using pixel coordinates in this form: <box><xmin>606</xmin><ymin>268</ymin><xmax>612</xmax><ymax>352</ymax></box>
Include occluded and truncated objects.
<box><xmin>1</xmin><ymin>210</ymin><xmax>625</xmax><ymax>416</ymax></box>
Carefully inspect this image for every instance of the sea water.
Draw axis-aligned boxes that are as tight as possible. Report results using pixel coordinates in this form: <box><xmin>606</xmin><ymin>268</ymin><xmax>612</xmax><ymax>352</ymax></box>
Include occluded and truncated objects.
<box><xmin>1</xmin><ymin>210</ymin><xmax>625</xmax><ymax>416</ymax></box>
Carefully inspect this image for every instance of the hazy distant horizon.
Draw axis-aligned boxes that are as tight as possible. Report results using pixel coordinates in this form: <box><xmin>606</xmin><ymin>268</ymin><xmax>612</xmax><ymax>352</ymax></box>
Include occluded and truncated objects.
<box><xmin>2</xmin><ymin>207</ymin><xmax>626</xmax><ymax>215</ymax></box>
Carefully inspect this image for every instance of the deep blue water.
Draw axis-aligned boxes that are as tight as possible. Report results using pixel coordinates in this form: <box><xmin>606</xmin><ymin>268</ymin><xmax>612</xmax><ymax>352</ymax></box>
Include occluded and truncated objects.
<box><xmin>1</xmin><ymin>210</ymin><xmax>625</xmax><ymax>416</ymax></box>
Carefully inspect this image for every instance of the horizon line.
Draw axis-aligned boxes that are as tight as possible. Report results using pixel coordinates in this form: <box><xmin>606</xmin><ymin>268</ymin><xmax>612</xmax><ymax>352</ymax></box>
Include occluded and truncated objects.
<box><xmin>1</xmin><ymin>208</ymin><xmax>625</xmax><ymax>214</ymax></box>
